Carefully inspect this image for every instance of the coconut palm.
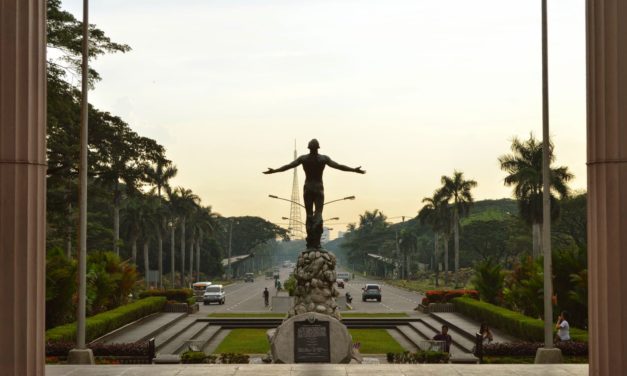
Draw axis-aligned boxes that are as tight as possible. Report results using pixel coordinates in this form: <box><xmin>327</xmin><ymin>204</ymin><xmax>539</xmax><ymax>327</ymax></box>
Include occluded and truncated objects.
<box><xmin>418</xmin><ymin>191</ymin><xmax>450</xmax><ymax>286</ymax></box>
<box><xmin>498</xmin><ymin>134</ymin><xmax>573</xmax><ymax>258</ymax></box>
<box><xmin>147</xmin><ymin>160</ymin><xmax>178</xmax><ymax>288</ymax></box>
<box><xmin>189</xmin><ymin>205</ymin><xmax>220</xmax><ymax>281</ymax></box>
<box><xmin>440</xmin><ymin>171</ymin><xmax>477</xmax><ymax>286</ymax></box>
<box><xmin>171</xmin><ymin>187</ymin><xmax>200</xmax><ymax>286</ymax></box>
<box><xmin>138</xmin><ymin>194</ymin><xmax>160</xmax><ymax>287</ymax></box>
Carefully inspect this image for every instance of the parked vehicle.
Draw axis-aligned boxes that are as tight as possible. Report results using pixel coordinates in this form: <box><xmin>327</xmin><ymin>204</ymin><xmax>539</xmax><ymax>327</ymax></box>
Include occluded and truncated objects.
<box><xmin>203</xmin><ymin>284</ymin><xmax>225</xmax><ymax>305</ymax></box>
<box><xmin>337</xmin><ymin>280</ymin><xmax>345</xmax><ymax>288</ymax></box>
<box><xmin>361</xmin><ymin>284</ymin><xmax>382</xmax><ymax>302</ymax></box>
<box><xmin>244</xmin><ymin>272</ymin><xmax>254</xmax><ymax>282</ymax></box>
<box><xmin>192</xmin><ymin>281</ymin><xmax>212</xmax><ymax>301</ymax></box>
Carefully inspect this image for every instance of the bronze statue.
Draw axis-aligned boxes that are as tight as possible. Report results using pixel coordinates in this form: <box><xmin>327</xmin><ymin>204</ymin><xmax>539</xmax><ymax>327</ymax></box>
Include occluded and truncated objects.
<box><xmin>264</xmin><ymin>139</ymin><xmax>365</xmax><ymax>249</ymax></box>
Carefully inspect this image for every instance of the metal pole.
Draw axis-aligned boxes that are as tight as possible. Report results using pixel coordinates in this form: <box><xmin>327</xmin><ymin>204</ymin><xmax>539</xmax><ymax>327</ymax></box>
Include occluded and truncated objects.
<box><xmin>541</xmin><ymin>0</ymin><xmax>554</xmax><ymax>349</ymax></box>
<box><xmin>76</xmin><ymin>0</ymin><xmax>89</xmax><ymax>350</ymax></box>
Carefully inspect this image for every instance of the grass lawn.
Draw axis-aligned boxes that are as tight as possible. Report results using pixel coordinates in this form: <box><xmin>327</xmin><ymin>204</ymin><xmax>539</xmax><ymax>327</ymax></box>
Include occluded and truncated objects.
<box><xmin>208</xmin><ymin>313</ymin><xmax>285</xmax><ymax>318</ymax></box>
<box><xmin>211</xmin><ymin>328</ymin><xmax>405</xmax><ymax>355</ymax></box>
<box><xmin>342</xmin><ymin>312</ymin><xmax>408</xmax><ymax>318</ymax></box>
<box><xmin>349</xmin><ymin>329</ymin><xmax>404</xmax><ymax>354</ymax></box>
<box><xmin>213</xmin><ymin>329</ymin><xmax>270</xmax><ymax>354</ymax></box>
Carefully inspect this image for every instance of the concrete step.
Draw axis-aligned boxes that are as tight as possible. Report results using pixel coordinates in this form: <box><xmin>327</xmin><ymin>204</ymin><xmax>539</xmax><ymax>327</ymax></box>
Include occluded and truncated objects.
<box><xmin>429</xmin><ymin>312</ymin><xmax>517</xmax><ymax>343</ymax></box>
<box><xmin>417</xmin><ymin>316</ymin><xmax>475</xmax><ymax>353</ymax></box>
<box><xmin>157</xmin><ymin>321</ymin><xmax>209</xmax><ymax>355</ymax></box>
<box><xmin>95</xmin><ymin>312</ymin><xmax>187</xmax><ymax>344</ymax></box>
<box><xmin>174</xmin><ymin>325</ymin><xmax>221</xmax><ymax>355</ymax></box>
<box><xmin>154</xmin><ymin>316</ymin><xmax>198</xmax><ymax>350</ymax></box>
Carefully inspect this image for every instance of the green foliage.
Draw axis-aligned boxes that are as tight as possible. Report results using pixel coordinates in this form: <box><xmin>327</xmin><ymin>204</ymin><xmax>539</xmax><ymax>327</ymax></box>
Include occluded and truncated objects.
<box><xmin>180</xmin><ymin>351</ymin><xmax>216</xmax><ymax>364</ymax></box>
<box><xmin>46</xmin><ymin>297</ymin><xmax>166</xmax><ymax>343</ymax></box>
<box><xmin>138</xmin><ymin>289</ymin><xmax>192</xmax><ymax>302</ymax></box>
<box><xmin>472</xmin><ymin>258</ymin><xmax>504</xmax><ymax>304</ymax></box>
<box><xmin>386</xmin><ymin>350</ymin><xmax>449</xmax><ymax>363</ymax></box>
<box><xmin>46</xmin><ymin>248</ymin><xmax>77</xmax><ymax>329</ymax></box>
<box><xmin>219</xmin><ymin>353</ymin><xmax>250</xmax><ymax>364</ymax></box>
<box><xmin>453</xmin><ymin>297</ymin><xmax>588</xmax><ymax>342</ymax></box>
<box><xmin>86</xmin><ymin>252</ymin><xmax>138</xmax><ymax>315</ymax></box>
<box><xmin>502</xmin><ymin>256</ymin><xmax>544</xmax><ymax>318</ymax></box>
<box><xmin>283</xmin><ymin>274</ymin><xmax>296</xmax><ymax>296</ymax></box>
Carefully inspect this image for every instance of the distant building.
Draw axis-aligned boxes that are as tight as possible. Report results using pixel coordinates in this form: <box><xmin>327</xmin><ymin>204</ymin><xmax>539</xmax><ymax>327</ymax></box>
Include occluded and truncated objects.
<box><xmin>321</xmin><ymin>226</ymin><xmax>332</xmax><ymax>244</ymax></box>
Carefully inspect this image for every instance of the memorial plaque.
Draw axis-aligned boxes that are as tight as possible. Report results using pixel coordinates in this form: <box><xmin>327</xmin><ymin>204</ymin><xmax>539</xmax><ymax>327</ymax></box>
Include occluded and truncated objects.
<box><xmin>294</xmin><ymin>320</ymin><xmax>330</xmax><ymax>363</ymax></box>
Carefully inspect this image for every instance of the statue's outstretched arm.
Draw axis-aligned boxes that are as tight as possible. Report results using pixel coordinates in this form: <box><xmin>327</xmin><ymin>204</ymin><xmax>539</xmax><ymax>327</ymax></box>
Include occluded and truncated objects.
<box><xmin>326</xmin><ymin>157</ymin><xmax>366</xmax><ymax>174</ymax></box>
<box><xmin>263</xmin><ymin>157</ymin><xmax>302</xmax><ymax>174</ymax></box>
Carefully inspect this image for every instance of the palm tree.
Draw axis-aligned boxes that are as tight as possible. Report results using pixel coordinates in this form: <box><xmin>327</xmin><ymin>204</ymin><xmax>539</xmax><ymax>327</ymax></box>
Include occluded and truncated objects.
<box><xmin>122</xmin><ymin>194</ymin><xmax>143</xmax><ymax>263</ymax></box>
<box><xmin>440</xmin><ymin>171</ymin><xmax>477</xmax><ymax>286</ymax></box>
<box><xmin>171</xmin><ymin>187</ymin><xmax>200</xmax><ymax>286</ymax></box>
<box><xmin>419</xmin><ymin>191</ymin><xmax>450</xmax><ymax>286</ymax></box>
<box><xmin>138</xmin><ymin>195</ymin><xmax>160</xmax><ymax>288</ymax></box>
<box><xmin>190</xmin><ymin>205</ymin><xmax>220</xmax><ymax>282</ymax></box>
<box><xmin>499</xmin><ymin>134</ymin><xmax>573</xmax><ymax>258</ymax></box>
<box><xmin>147</xmin><ymin>159</ymin><xmax>177</xmax><ymax>288</ymax></box>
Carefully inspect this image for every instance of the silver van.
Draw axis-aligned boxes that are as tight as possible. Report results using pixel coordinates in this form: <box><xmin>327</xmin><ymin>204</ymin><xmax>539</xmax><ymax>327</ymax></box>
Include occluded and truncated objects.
<box><xmin>203</xmin><ymin>284</ymin><xmax>225</xmax><ymax>305</ymax></box>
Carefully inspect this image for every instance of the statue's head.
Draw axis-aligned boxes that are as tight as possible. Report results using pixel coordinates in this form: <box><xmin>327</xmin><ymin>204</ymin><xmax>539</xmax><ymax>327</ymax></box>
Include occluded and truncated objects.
<box><xmin>308</xmin><ymin>139</ymin><xmax>320</xmax><ymax>150</ymax></box>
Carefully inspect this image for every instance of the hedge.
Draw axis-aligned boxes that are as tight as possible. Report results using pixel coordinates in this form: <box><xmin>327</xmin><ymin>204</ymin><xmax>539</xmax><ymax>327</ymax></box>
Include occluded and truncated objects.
<box><xmin>138</xmin><ymin>289</ymin><xmax>192</xmax><ymax>302</ymax></box>
<box><xmin>46</xmin><ymin>297</ymin><xmax>166</xmax><ymax>343</ymax></box>
<box><xmin>452</xmin><ymin>297</ymin><xmax>588</xmax><ymax>342</ymax></box>
<box><xmin>46</xmin><ymin>341</ymin><xmax>150</xmax><ymax>357</ymax></box>
<box><xmin>483</xmin><ymin>341</ymin><xmax>587</xmax><ymax>356</ymax></box>
<box><xmin>424</xmin><ymin>289</ymin><xmax>479</xmax><ymax>304</ymax></box>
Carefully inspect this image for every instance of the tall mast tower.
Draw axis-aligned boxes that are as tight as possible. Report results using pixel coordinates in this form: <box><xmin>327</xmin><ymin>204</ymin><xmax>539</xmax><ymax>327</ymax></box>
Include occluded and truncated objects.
<box><xmin>288</xmin><ymin>141</ymin><xmax>305</xmax><ymax>239</ymax></box>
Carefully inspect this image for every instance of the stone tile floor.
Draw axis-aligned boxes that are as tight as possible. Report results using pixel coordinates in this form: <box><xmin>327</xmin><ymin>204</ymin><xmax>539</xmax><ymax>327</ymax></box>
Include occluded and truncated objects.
<box><xmin>47</xmin><ymin>364</ymin><xmax>588</xmax><ymax>376</ymax></box>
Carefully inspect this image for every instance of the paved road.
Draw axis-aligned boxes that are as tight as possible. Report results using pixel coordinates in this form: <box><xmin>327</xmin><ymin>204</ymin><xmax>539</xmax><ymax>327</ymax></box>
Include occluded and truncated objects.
<box><xmin>198</xmin><ymin>265</ymin><xmax>423</xmax><ymax>314</ymax></box>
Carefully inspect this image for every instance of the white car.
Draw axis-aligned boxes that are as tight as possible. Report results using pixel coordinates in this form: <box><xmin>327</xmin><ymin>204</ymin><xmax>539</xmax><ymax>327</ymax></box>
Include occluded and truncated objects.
<box><xmin>203</xmin><ymin>284</ymin><xmax>225</xmax><ymax>305</ymax></box>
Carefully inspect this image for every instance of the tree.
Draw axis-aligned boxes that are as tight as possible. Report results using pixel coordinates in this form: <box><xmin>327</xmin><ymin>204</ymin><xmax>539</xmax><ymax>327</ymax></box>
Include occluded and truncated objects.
<box><xmin>498</xmin><ymin>134</ymin><xmax>573</xmax><ymax>258</ymax></box>
<box><xmin>440</xmin><ymin>170</ymin><xmax>477</xmax><ymax>286</ymax></box>
<box><xmin>472</xmin><ymin>258</ymin><xmax>504</xmax><ymax>304</ymax></box>
<box><xmin>340</xmin><ymin>210</ymin><xmax>392</xmax><ymax>272</ymax></box>
<box><xmin>170</xmin><ymin>187</ymin><xmax>200</xmax><ymax>286</ymax></box>
<box><xmin>418</xmin><ymin>192</ymin><xmax>450</xmax><ymax>286</ymax></box>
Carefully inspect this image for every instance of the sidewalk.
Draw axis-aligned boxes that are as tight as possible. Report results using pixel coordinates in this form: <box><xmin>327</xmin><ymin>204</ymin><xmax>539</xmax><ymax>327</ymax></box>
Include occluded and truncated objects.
<box><xmin>47</xmin><ymin>364</ymin><xmax>588</xmax><ymax>376</ymax></box>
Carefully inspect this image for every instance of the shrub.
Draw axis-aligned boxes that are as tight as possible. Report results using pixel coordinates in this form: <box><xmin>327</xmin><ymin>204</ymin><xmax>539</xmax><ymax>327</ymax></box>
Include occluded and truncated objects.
<box><xmin>46</xmin><ymin>296</ymin><xmax>166</xmax><ymax>343</ymax></box>
<box><xmin>181</xmin><ymin>351</ymin><xmax>216</xmax><ymax>364</ymax></box>
<box><xmin>219</xmin><ymin>353</ymin><xmax>250</xmax><ymax>364</ymax></box>
<box><xmin>472</xmin><ymin>258</ymin><xmax>504</xmax><ymax>304</ymax></box>
<box><xmin>483</xmin><ymin>341</ymin><xmax>588</xmax><ymax>356</ymax></box>
<box><xmin>386</xmin><ymin>350</ymin><xmax>449</xmax><ymax>364</ymax></box>
<box><xmin>283</xmin><ymin>274</ymin><xmax>296</xmax><ymax>296</ymax></box>
<box><xmin>424</xmin><ymin>289</ymin><xmax>479</xmax><ymax>304</ymax></box>
<box><xmin>138</xmin><ymin>289</ymin><xmax>192</xmax><ymax>302</ymax></box>
<box><xmin>453</xmin><ymin>297</ymin><xmax>588</xmax><ymax>342</ymax></box>
<box><xmin>46</xmin><ymin>341</ymin><xmax>150</xmax><ymax>356</ymax></box>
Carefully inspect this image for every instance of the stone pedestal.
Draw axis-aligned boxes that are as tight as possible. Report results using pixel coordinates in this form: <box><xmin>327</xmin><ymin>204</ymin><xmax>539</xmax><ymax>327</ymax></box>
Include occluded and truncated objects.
<box><xmin>534</xmin><ymin>348</ymin><xmax>563</xmax><ymax>364</ymax></box>
<box><xmin>587</xmin><ymin>1</ymin><xmax>627</xmax><ymax>375</ymax></box>
<box><xmin>289</xmin><ymin>249</ymin><xmax>341</xmax><ymax>319</ymax></box>
<box><xmin>0</xmin><ymin>1</ymin><xmax>47</xmax><ymax>375</ymax></box>
<box><xmin>269</xmin><ymin>313</ymin><xmax>353</xmax><ymax>364</ymax></box>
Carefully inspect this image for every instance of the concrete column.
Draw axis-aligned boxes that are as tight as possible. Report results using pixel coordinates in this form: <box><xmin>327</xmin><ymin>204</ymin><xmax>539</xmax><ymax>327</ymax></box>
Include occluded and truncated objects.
<box><xmin>587</xmin><ymin>1</ymin><xmax>627</xmax><ymax>375</ymax></box>
<box><xmin>0</xmin><ymin>0</ymin><xmax>47</xmax><ymax>375</ymax></box>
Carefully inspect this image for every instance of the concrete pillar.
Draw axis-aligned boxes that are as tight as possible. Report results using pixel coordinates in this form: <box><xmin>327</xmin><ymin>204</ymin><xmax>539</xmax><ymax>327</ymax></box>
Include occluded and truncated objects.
<box><xmin>587</xmin><ymin>1</ymin><xmax>627</xmax><ymax>375</ymax></box>
<box><xmin>0</xmin><ymin>0</ymin><xmax>47</xmax><ymax>375</ymax></box>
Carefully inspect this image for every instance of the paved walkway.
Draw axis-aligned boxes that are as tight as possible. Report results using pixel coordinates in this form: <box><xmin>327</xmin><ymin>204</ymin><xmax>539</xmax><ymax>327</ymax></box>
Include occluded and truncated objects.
<box><xmin>47</xmin><ymin>364</ymin><xmax>588</xmax><ymax>375</ymax></box>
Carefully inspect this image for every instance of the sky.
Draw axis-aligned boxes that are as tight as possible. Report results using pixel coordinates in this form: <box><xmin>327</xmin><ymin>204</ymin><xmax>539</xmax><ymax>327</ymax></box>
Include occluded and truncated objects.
<box><xmin>59</xmin><ymin>0</ymin><xmax>587</xmax><ymax>237</ymax></box>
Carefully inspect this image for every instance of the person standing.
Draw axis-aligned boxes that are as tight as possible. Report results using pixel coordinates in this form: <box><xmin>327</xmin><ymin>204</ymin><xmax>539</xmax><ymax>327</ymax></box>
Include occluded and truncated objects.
<box><xmin>433</xmin><ymin>325</ymin><xmax>453</xmax><ymax>353</ymax></box>
<box><xmin>555</xmin><ymin>311</ymin><xmax>571</xmax><ymax>342</ymax></box>
<box><xmin>263</xmin><ymin>287</ymin><xmax>270</xmax><ymax>306</ymax></box>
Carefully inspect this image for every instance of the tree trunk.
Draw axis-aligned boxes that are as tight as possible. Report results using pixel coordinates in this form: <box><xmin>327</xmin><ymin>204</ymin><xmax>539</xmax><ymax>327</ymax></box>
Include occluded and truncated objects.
<box><xmin>143</xmin><ymin>241</ymin><xmax>150</xmax><ymax>288</ymax></box>
<box><xmin>189</xmin><ymin>236</ymin><xmax>194</xmax><ymax>279</ymax></box>
<box><xmin>454</xmin><ymin>207</ymin><xmax>460</xmax><ymax>287</ymax></box>
<box><xmin>66</xmin><ymin>202</ymin><xmax>72</xmax><ymax>258</ymax></box>
<box><xmin>180</xmin><ymin>217</ymin><xmax>186</xmax><ymax>287</ymax></box>
<box><xmin>158</xmin><ymin>233</ymin><xmax>163</xmax><ymax>289</ymax></box>
<box><xmin>132</xmin><ymin>238</ymin><xmax>137</xmax><ymax>263</ymax></box>
<box><xmin>532</xmin><ymin>222</ymin><xmax>542</xmax><ymax>258</ymax></box>
<box><xmin>113</xmin><ymin>203</ymin><xmax>120</xmax><ymax>256</ymax></box>
<box><xmin>434</xmin><ymin>233</ymin><xmax>440</xmax><ymax>287</ymax></box>
<box><xmin>443</xmin><ymin>235</ymin><xmax>449</xmax><ymax>285</ymax></box>
<box><xmin>170</xmin><ymin>224</ymin><xmax>176</xmax><ymax>287</ymax></box>
<box><xmin>196</xmin><ymin>237</ymin><xmax>201</xmax><ymax>282</ymax></box>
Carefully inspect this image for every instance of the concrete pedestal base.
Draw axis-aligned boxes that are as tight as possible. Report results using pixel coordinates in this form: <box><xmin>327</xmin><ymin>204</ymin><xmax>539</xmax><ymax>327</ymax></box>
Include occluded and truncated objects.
<box><xmin>534</xmin><ymin>347</ymin><xmax>563</xmax><ymax>364</ymax></box>
<box><xmin>67</xmin><ymin>349</ymin><xmax>95</xmax><ymax>365</ymax></box>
